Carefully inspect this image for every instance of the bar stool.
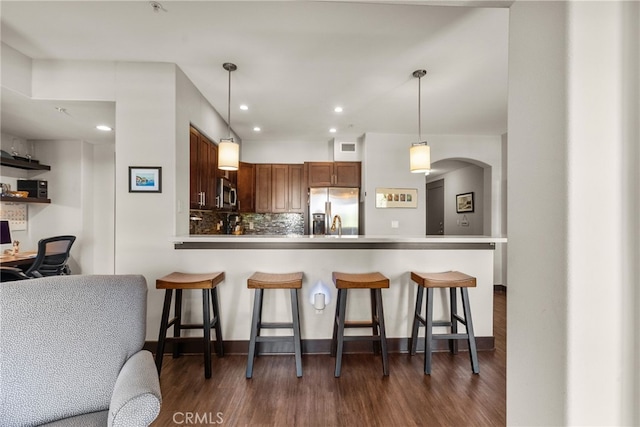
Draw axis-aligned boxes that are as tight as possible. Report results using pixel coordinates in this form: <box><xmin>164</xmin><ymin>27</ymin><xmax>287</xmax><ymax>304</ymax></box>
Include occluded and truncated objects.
<box><xmin>246</xmin><ymin>272</ymin><xmax>303</xmax><ymax>378</ymax></box>
<box><xmin>410</xmin><ymin>271</ymin><xmax>479</xmax><ymax>375</ymax></box>
<box><xmin>331</xmin><ymin>272</ymin><xmax>389</xmax><ymax>377</ymax></box>
<box><xmin>155</xmin><ymin>271</ymin><xmax>224</xmax><ymax>379</ymax></box>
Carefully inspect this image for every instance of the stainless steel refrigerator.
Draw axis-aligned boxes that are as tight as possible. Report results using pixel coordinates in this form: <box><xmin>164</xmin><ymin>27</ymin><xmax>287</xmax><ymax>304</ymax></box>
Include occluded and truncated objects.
<box><xmin>308</xmin><ymin>187</ymin><xmax>359</xmax><ymax>235</ymax></box>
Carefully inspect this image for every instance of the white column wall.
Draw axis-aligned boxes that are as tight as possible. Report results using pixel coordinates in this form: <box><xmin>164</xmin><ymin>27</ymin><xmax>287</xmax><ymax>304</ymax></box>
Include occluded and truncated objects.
<box><xmin>508</xmin><ymin>1</ymin><xmax>639</xmax><ymax>425</ymax></box>
<box><xmin>566</xmin><ymin>2</ymin><xmax>638</xmax><ymax>425</ymax></box>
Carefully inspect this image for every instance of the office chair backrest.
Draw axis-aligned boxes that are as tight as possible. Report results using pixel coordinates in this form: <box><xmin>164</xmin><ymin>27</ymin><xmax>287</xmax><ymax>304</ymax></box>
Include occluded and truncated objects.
<box><xmin>25</xmin><ymin>235</ymin><xmax>76</xmax><ymax>278</ymax></box>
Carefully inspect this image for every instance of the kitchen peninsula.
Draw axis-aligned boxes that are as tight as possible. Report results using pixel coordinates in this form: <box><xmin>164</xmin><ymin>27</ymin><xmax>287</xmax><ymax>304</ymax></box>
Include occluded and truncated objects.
<box><xmin>169</xmin><ymin>234</ymin><xmax>506</xmax><ymax>351</ymax></box>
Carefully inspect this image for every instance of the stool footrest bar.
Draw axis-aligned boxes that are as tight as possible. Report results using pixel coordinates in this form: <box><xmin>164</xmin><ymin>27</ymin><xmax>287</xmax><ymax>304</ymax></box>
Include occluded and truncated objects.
<box><xmin>259</xmin><ymin>322</ymin><xmax>294</xmax><ymax>329</ymax></box>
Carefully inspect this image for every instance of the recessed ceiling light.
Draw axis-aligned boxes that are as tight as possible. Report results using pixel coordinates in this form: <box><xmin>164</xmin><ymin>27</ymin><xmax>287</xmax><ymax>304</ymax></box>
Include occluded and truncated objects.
<box><xmin>329</xmin><ymin>128</ymin><xmax>337</xmax><ymax>133</ymax></box>
<box><xmin>240</xmin><ymin>104</ymin><xmax>249</xmax><ymax>111</ymax></box>
<box><xmin>253</xmin><ymin>127</ymin><xmax>261</xmax><ymax>132</ymax></box>
<box><xmin>96</xmin><ymin>125</ymin><xmax>113</xmax><ymax>131</ymax></box>
<box><xmin>334</xmin><ymin>106</ymin><xmax>343</xmax><ymax>113</ymax></box>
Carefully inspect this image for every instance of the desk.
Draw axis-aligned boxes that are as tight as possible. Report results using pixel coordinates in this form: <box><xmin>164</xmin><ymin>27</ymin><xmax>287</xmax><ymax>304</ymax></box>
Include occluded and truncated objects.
<box><xmin>0</xmin><ymin>251</ymin><xmax>37</xmax><ymax>267</ymax></box>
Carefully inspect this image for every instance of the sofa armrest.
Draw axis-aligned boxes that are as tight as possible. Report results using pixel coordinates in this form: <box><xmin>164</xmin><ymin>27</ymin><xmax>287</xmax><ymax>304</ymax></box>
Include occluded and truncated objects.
<box><xmin>108</xmin><ymin>350</ymin><xmax>162</xmax><ymax>427</ymax></box>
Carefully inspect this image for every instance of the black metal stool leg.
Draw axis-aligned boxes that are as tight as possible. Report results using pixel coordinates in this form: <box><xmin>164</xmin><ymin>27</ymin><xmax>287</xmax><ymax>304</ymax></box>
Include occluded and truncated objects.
<box><xmin>211</xmin><ymin>287</ymin><xmax>224</xmax><ymax>357</ymax></box>
<box><xmin>334</xmin><ymin>289</ymin><xmax>348</xmax><ymax>377</ymax></box>
<box><xmin>424</xmin><ymin>288</ymin><xmax>434</xmax><ymax>375</ymax></box>
<box><xmin>450</xmin><ymin>287</ymin><xmax>459</xmax><ymax>354</ymax></box>
<box><xmin>173</xmin><ymin>289</ymin><xmax>183</xmax><ymax>359</ymax></box>
<box><xmin>330</xmin><ymin>289</ymin><xmax>342</xmax><ymax>357</ymax></box>
<box><xmin>375</xmin><ymin>289</ymin><xmax>389</xmax><ymax>376</ymax></box>
<box><xmin>155</xmin><ymin>289</ymin><xmax>173</xmax><ymax>375</ymax></box>
<box><xmin>246</xmin><ymin>289</ymin><xmax>263</xmax><ymax>379</ymax></box>
<box><xmin>202</xmin><ymin>289</ymin><xmax>212</xmax><ymax>379</ymax></box>
<box><xmin>461</xmin><ymin>288</ymin><xmax>479</xmax><ymax>374</ymax></box>
<box><xmin>410</xmin><ymin>286</ymin><xmax>424</xmax><ymax>355</ymax></box>
<box><xmin>290</xmin><ymin>289</ymin><xmax>303</xmax><ymax>378</ymax></box>
<box><xmin>370</xmin><ymin>289</ymin><xmax>380</xmax><ymax>354</ymax></box>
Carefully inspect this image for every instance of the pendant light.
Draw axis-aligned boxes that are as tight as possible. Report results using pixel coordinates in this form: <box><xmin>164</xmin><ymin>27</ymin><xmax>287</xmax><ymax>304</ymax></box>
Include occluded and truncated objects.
<box><xmin>409</xmin><ymin>69</ymin><xmax>430</xmax><ymax>174</ymax></box>
<box><xmin>218</xmin><ymin>62</ymin><xmax>239</xmax><ymax>171</ymax></box>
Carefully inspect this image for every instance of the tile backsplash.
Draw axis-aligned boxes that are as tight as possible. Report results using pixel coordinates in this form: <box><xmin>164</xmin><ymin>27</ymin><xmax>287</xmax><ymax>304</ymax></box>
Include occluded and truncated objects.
<box><xmin>190</xmin><ymin>210</ymin><xmax>304</xmax><ymax>236</ymax></box>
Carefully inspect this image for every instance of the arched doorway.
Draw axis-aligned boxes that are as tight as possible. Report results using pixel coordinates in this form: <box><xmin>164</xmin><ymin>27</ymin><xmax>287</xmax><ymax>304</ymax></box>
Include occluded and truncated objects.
<box><xmin>425</xmin><ymin>158</ymin><xmax>490</xmax><ymax>236</ymax></box>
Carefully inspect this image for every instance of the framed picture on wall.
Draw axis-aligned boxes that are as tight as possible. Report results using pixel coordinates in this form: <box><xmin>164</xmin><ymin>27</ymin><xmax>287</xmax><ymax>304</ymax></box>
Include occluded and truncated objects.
<box><xmin>129</xmin><ymin>166</ymin><xmax>162</xmax><ymax>193</ymax></box>
<box><xmin>456</xmin><ymin>192</ymin><xmax>474</xmax><ymax>213</ymax></box>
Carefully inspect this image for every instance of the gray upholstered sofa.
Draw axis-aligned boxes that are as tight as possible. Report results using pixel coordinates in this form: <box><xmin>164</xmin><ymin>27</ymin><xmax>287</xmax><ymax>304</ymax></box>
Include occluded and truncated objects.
<box><xmin>0</xmin><ymin>275</ymin><xmax>161</xmax><ymax>426</ymax></box>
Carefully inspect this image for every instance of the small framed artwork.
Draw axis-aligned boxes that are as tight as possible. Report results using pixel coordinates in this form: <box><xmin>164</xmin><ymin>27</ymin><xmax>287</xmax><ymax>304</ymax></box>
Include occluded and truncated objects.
<box><xmin>129</xmin><ymin>166</ymin><xmax>162</xmax><ymax>193</ymax></box>
<box><xmin>456</xmin><ymin>192</ymin><xmax>474</xmax><ymax>213</ymax></box>
<box><xmin>375</xmin><ymin>188</ymin><xmax>418</xmax><ymax>208</ymax></box>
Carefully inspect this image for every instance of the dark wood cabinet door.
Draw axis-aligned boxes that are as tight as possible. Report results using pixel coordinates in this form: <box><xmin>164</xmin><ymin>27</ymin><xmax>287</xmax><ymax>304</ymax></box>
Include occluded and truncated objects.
<box><xmin>206</xmin><ymin>141</ymin><xmax>218</xmax><ymax>209</ymax></box>
<box><xmin>255</xmin><ymin>164</ymin><xmax>272</xmax><ymax>213</ymax></box>
<box><xmin>237</xmin><ymin>162</ymin><xmax>255</xmax><ymax>213</ymax></box>
<box><xmin>271</xmin><ymin>164</ymin><xmax>289</xmax><ymax>213</ymax></box>
<box><xmin>307</xmin><ymin>161</ymin><xmax>361</xmax><ymax>187</ymax></box>
<box><xmin>307</xmin><ymin>162</ymin><xmax>333</xmax><ymax>187</ymax></box>
<box><xmin>189</xmin><ymin>129</ymin><xmax>200</xmax><ymax>209</ymax></box>
<box><xmin>190</xmin><ymin>126</ymin><xmax>219</xmax><ymax>210</ymax></box>
<box><xmin>334</xmin><ymin>162</ymin><xmax>361</xmax><ymax>187</ymax></box>
<box><xmin>288</xmin><ymin>164</ymin><xmax>304</xmax><ymax>213</ymax></box>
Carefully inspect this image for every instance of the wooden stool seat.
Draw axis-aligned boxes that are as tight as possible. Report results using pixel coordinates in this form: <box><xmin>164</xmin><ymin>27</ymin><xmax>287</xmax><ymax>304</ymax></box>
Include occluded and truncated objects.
<box><xmin>410</xmin><ymin>271</ymin><xmax>476</xmax><ymax>289</ymax></box>
<box><xmin>248</xmin><ymin>272</ymin><xmax>303</xmax><ymax>289</ymax></box>
<box><xmin>246</xmin><ymin>272</ymin><xmax>303</xmax><ymax>378</ymax></box>
<box><xmin>157</xmin><ymin>271</ymin><xmax>225</xmax><ymax>289</ymax></box>
<box><xmin>155</xmin><ymin>271</ymin><xmax>224</xmax><ymax>379</ymax></box>
<box><xmin>410</xmin><ymin>270</ymin><xmax>479</xmax><ymax>375</ymax></box>
<box><xmin>331</xmin><ymin>271</ymin><xmax>389</xmax><ymax>377</ymax></box>
<box><xmin>332</xmin><ymin>272</ymin><xmax>389</xmax><ymax>289</ymax></box>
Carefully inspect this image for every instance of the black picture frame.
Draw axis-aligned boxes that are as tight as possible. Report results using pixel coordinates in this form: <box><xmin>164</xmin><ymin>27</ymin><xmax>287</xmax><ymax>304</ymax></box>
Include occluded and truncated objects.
<box><xmin>456</xmin><ymin>192</ymin><xmax>474</xmax><ymax>213</ymax></box>
<box><xmin>128</xmin><ymin>166</ymin><xmax>162</xmax><ymax>193</ymax></box>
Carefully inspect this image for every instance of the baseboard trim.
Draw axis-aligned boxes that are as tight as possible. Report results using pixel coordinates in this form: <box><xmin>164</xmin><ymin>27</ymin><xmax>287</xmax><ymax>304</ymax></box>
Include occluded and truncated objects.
<box><xmin>144</xmin><ymin>336</ymin><xmax>494</xmax><ymax>356</ymax></box>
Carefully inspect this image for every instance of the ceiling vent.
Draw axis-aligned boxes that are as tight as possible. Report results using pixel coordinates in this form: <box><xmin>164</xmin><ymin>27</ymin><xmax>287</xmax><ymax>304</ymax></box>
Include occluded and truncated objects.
<box><xmin>333</xmin><ymin>139</ymin><xmax>360</xmax><ymax>161</ymax></box>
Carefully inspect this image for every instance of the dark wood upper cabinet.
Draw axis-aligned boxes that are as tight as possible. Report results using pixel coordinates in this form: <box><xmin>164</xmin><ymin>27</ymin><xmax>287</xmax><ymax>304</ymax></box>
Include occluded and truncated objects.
<box><xmin>237</xmin><ymin>162</ymin><xmax>255</xmax><ymax>213</ymax></box>
<box><xmin>306</xmin><ymin>161</ymin><xmax>360</xmax><ymax>187</ymax></box>
<box><xmin>271</xmin><ymin>164</ymin><xmax>304</xmax><ymax>213</ymax></box>
<box><xmin>190</xmin><ymin>127</ymin><xmax>217</xmax><ymax>209</ymax></box>
<box><xmin>288</xmin><ymin>164</ymin><xmax>304</xmax><ymax>213</ymax></box>
<box><xmin>255</xmin><ymin>164</ymin><xmax>272</xmax><ymax>213</ymax></box>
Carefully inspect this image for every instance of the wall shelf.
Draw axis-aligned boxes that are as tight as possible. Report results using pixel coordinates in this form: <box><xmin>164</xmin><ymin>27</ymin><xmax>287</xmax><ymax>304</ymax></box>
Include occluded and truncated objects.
<box><xmin>0</xmin><ymin>196</ymin><xmax>51</xmax><ymax>204</ymax></box>
<box><xmin>1</xmin><ymin>158</ymin><xmax>51</xmax><ymax>171</ymax></box>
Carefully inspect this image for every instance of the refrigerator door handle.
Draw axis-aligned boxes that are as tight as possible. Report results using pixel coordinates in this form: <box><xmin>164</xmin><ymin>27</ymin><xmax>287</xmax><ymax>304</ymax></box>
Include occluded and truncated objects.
<box><xmin>325</xmin><ymin>201</ymin><xmax>332</xmax><ymax>231</ymax></box>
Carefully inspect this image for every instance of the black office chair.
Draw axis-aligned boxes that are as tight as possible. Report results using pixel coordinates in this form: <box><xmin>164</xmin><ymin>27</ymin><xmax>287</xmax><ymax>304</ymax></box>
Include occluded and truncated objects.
<box><xmin>1</xmin><ymin>235</ymin><xmax>76</xmax><ymax>281</ymax></box>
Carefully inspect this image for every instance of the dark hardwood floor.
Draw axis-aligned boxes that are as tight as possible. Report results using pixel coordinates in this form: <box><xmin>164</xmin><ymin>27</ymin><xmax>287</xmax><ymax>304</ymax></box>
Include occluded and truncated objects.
<box><xmin>152</xmin><ymin>291</ymin><xmax>506</xmax><ymax>426</ymax></box>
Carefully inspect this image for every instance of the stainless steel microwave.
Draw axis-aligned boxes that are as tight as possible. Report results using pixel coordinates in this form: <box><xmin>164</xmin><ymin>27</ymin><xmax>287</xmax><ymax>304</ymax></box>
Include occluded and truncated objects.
<box><xmin>216</xmin><ymin>177</ymin><xmax>237</xmax><ymax>210</ymax></box>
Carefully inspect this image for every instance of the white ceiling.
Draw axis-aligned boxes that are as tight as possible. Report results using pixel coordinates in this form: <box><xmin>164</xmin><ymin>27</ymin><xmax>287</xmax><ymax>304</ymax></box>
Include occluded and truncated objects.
<box><xmin>0</xmin><ymin>1</ymin><xmax>509</xmax><ymax>148</ymax></box>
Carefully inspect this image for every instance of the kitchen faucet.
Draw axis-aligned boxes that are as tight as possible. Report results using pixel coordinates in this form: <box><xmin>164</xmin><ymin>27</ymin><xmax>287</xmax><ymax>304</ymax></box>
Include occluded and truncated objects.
<box><xmin>330</xmin><ymin>214</ymin><xmax>342</xmax><ymax>236</ymax></box>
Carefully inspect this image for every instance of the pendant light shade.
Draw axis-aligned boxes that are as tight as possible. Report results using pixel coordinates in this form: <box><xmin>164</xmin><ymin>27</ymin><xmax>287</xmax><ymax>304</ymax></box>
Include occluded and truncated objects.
<box><xmin>218</xmin><ymin>138</ymin><xmax>239</xmax><ymax>171</ymax></box>
<box><xmin>409</xmin><ymin>69</ymin><xmax>431</xmax><ymax>174</ymax></box>
<box><xmin>218</xmin><ymin>62</ymin><xmax>239</xmax><ymax>171</ymax></box>
<box><xmin>410</xmin><ymin>142</ymin><xmax>430</xmax><ymax>174</ymax></box>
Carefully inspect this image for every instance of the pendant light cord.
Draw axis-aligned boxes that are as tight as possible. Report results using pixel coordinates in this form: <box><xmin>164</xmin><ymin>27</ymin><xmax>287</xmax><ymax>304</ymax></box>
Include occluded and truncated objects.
<box><xmin>227</xmin><ymin>67</ymin><xmax>232</xmax><ymax>139</ymax></box>
<box><xmin>418</xmin><ymin>75</ymin><xmax>422</xmax><ymax>142</ymax></box>
<box><xmin>222</xmin><ymin>62</ymin><xmax>237</xmax><ymax>140</ymax></box>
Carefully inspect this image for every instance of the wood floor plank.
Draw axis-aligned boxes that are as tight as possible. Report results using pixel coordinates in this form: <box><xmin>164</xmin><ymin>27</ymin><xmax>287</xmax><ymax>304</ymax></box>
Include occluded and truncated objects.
<box><xmin>152</xmin><ymin>291</ymin><xmax>506</xmax><ymax>426</ymax></box>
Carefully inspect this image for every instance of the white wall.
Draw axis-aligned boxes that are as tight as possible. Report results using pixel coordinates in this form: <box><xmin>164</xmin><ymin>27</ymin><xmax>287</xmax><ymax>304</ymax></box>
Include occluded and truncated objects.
<box><xmin>508</xmin><ymin>1</ymin><xmax>639</xmax><ymax>425</ymax></box>
<box><xmin>240</xmin><ymin>138</ymin><xmax>333</xmax><ymax>164</ymax></box>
